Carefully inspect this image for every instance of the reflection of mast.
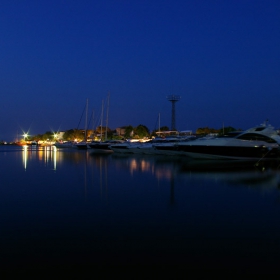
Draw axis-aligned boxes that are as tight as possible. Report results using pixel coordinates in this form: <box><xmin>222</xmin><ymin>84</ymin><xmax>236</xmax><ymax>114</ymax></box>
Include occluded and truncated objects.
<box><xmin>99</xmin><ymin>157</ymin><xmax>103</xmax><ymax>197</ymax></box>
<box><xmin>84</xmin><ymin>151</ymin><xmax>88</xmax><ymax>200</ymax></box>
<box><xmin>104</xmin><ymin>157</ymin><xmax>108</xmax><ymax>203</ymax></box>
<box><xmin>98</xmin><ymin>156</ymin><xmax>108</xmax><ymax>202</ymax></box>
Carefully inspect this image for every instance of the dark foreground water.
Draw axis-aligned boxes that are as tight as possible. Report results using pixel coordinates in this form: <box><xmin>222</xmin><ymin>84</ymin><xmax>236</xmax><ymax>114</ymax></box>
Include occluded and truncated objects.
<box><xmin>1</xmin><ymin>145</ymin><xmax>280</xmax><ymax>271</ymax></box>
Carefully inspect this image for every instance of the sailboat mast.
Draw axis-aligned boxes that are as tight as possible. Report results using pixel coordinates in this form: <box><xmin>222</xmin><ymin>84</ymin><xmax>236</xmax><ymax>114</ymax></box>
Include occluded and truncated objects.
<box><xmin>105</xmin><ymin>91</ymin><xmax>110</xmax><ymax>141</ymax></box>
<box><xmin>100</xmin><ymin>100</ymin><xmax>104</xmax><ymax>141</ymax></box>
<box><xmin>85</xmin><ymin>99</ymin><xmax>88</xmax><ymax>141</ymax></box>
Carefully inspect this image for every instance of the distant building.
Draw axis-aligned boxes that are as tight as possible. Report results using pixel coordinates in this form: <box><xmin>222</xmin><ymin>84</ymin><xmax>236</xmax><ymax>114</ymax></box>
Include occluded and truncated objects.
<box><xmin>115</xmin><ymin>127</ymin><xmax>126</xmax><ymax>136</ymax></box>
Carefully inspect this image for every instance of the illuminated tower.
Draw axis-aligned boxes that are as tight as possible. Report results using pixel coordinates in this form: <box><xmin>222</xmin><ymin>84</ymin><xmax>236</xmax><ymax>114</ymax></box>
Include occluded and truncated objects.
<box><xmin>167</xmin><ymin>95</ymin><xmax>181</xmax><ymax>131</ymax></box>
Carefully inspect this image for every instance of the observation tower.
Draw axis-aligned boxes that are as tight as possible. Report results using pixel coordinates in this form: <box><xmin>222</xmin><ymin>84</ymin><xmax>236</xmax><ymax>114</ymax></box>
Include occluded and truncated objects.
<box><xmin>167</xmin><ymin>95</ymin><xmax>181</xmax><ymax>131</ymax></box>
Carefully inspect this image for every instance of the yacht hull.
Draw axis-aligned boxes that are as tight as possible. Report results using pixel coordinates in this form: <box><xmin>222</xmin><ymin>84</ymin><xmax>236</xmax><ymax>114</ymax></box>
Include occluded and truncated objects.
<box><xmin>177</xmin><ymin>145</ymin><xmax>280</xmax><ymax>160</ymax></box>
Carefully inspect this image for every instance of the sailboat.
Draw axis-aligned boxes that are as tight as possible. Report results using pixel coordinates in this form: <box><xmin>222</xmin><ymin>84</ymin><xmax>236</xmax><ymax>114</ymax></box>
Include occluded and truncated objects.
<box><xmin>76</xmin><ymin>99</ymin><xmax>89</xmax><ymax>150</ymax></box>
<box><xmin>89</xmin><ymin>92</ymin><xmax>119</xmax><ymax>154</ymax></box>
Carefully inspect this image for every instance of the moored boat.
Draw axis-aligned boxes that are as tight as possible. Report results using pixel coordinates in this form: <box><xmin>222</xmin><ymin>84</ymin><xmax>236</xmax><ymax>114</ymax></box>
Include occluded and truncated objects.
<box><xmin>75</xmin><ymin>141</ymin><xmax>89</xmax><ymax>150</ymax></box>
<box><xmin>109</xmin><ymin>140</ymin><xmax>141</xmax><ymax>154</ymax></box>
<box><xmin>152</xmin><ymin>135</ymin><xmax>196</xmax><ymax>156</ymax></box>
<box><xmin>54</xmin><ymin>141</ymin><xmax>75</xmax><ymax>148</ymax></box>
<box><xmin>89</xmin><ymin>140</ymin><xmax>125</xmax><ymax>154</ymax></box>
<box><xmin>174</xmin><ymin>123</ymin><xmax>280</xmax><ymax>160</ymax></box>
<box><xmin>127</xmin><ymin>137</ymin><xmax>166</xmax><ymax>154</ymax></box>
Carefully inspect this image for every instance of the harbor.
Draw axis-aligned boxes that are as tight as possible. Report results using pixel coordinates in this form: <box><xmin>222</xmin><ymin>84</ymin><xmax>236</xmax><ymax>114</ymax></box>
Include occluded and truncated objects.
<box><xmin>1</xmin><ymin>0</ymin><xmax>280</xmax><ymax>272</ymax></box>
<box><xmin>51</xmin><ymin>122</ymin><xmax>280</xmax><ymax>163</ymax></box>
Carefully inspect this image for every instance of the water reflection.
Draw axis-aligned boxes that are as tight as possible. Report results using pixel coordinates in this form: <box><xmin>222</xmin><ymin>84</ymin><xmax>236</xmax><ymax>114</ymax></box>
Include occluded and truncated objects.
<box><xmin>22</xmin><ymin>145</ymin><xmax>58</xmax><ymax>170</ymax></box>
<box><xmin>111</xmin><ymin>154</ymin><xmax>179</xmax><ymax>180</ymax></box>
<box><xmin>19</xmin><ymin>146</ymin><xmax>280</xmax><ymax>192</ymax></box>
<box><xmin>179</xmin><ymin>158</ymin><xmax>280</xmax><ymax>192</ymax></box>
<box><xmin>1</xmin><ymin>146</ymin><xmax>280</xmax><ymax>269</ymax></box>
<box><xmin>110</xmin><ymin>154</ymin><xmax>280</xmax><ymax>190</ymax></box>
<box><xmin>22</xmin><ymin>145</ymin><xmax>27</xmax><ymax>169</ymax></box>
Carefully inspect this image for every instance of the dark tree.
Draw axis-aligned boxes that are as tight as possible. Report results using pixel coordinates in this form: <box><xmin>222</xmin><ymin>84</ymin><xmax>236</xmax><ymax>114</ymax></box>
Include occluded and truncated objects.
<box><xmin>63</xmin><ymin>129</ymin><xmax>84</xmax><ymax>141</ymax></box>
<box><xmin>124</xmin><ymin>125</ymin><xmax>134</xmax><ymax>138</ymax></box>
<box><xmin>134</xmin><ymin>124</ymin><xmax>150</xmax><ymax>138</ymax></box>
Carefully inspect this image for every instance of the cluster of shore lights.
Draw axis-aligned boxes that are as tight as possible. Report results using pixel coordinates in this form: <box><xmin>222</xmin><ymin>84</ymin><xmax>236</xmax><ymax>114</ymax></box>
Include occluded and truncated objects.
<box><xmin>22</xmin><ymin>133</ymin><xmax>58</xmax><ymax>140</ymax></box>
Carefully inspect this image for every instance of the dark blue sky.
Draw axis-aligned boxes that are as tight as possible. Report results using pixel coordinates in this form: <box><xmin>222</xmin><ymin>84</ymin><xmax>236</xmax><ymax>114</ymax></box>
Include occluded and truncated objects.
<box><xmin>1</xmin><ymin>0</ymin><xmax>280</xmax><ymax>141</ymax></box>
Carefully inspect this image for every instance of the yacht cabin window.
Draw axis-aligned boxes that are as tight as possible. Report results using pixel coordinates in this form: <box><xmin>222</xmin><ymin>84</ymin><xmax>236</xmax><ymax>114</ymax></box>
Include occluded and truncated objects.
<box><xmin>237</xmin><ymin>133</ymin><xmax>276</xmax><ymax>143</ymax></box>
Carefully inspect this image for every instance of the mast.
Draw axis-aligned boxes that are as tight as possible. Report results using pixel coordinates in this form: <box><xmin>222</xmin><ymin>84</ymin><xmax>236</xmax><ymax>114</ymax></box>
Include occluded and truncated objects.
<box><xmin>85</xmin><ymin>99</ymin><xmax>88</xmax><ymax>141</ymax></box>
<box><xmin>105</xmin><ymin>91</ymin><xmax>110</xmax><ymax>141</ymax></box>
<box><xmin>100</xmin><ymin>100</ymin><xmax>104</xmax><ymax>141</ymax></box>
<box><xmin>91</xmin><ymin>109</ymin><xmax>95</xmax><ymax>134</ymax></box>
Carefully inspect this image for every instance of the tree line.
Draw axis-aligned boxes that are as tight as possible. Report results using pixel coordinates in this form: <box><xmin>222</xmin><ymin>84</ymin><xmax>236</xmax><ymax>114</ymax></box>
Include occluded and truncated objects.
<box><xmin>19</xmin><ymin>125</ymin><xmax>240</xmax><ymax>142</ymax></box>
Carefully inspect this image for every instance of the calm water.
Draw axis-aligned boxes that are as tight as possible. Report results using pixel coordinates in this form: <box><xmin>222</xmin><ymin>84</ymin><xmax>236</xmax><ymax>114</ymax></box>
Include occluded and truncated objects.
<box><xmin>1</xmin><ymin>145</ymin><xmax>280</xmax><ymax>270</ymax></box>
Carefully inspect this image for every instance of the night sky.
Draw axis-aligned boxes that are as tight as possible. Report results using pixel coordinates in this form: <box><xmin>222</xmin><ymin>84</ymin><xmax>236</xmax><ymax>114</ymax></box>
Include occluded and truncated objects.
<box><xmin>1</xmin><ymin>0</ymin><xmax>280</xmax><ymax>141</ymax></box>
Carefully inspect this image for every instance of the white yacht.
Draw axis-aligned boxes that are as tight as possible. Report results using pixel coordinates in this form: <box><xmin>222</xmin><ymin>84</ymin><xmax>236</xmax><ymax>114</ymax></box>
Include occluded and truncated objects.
<box><xmin>173</xmin><ymin>123</ymin><xmax>280</xmax><ymax>160</ymax></box>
